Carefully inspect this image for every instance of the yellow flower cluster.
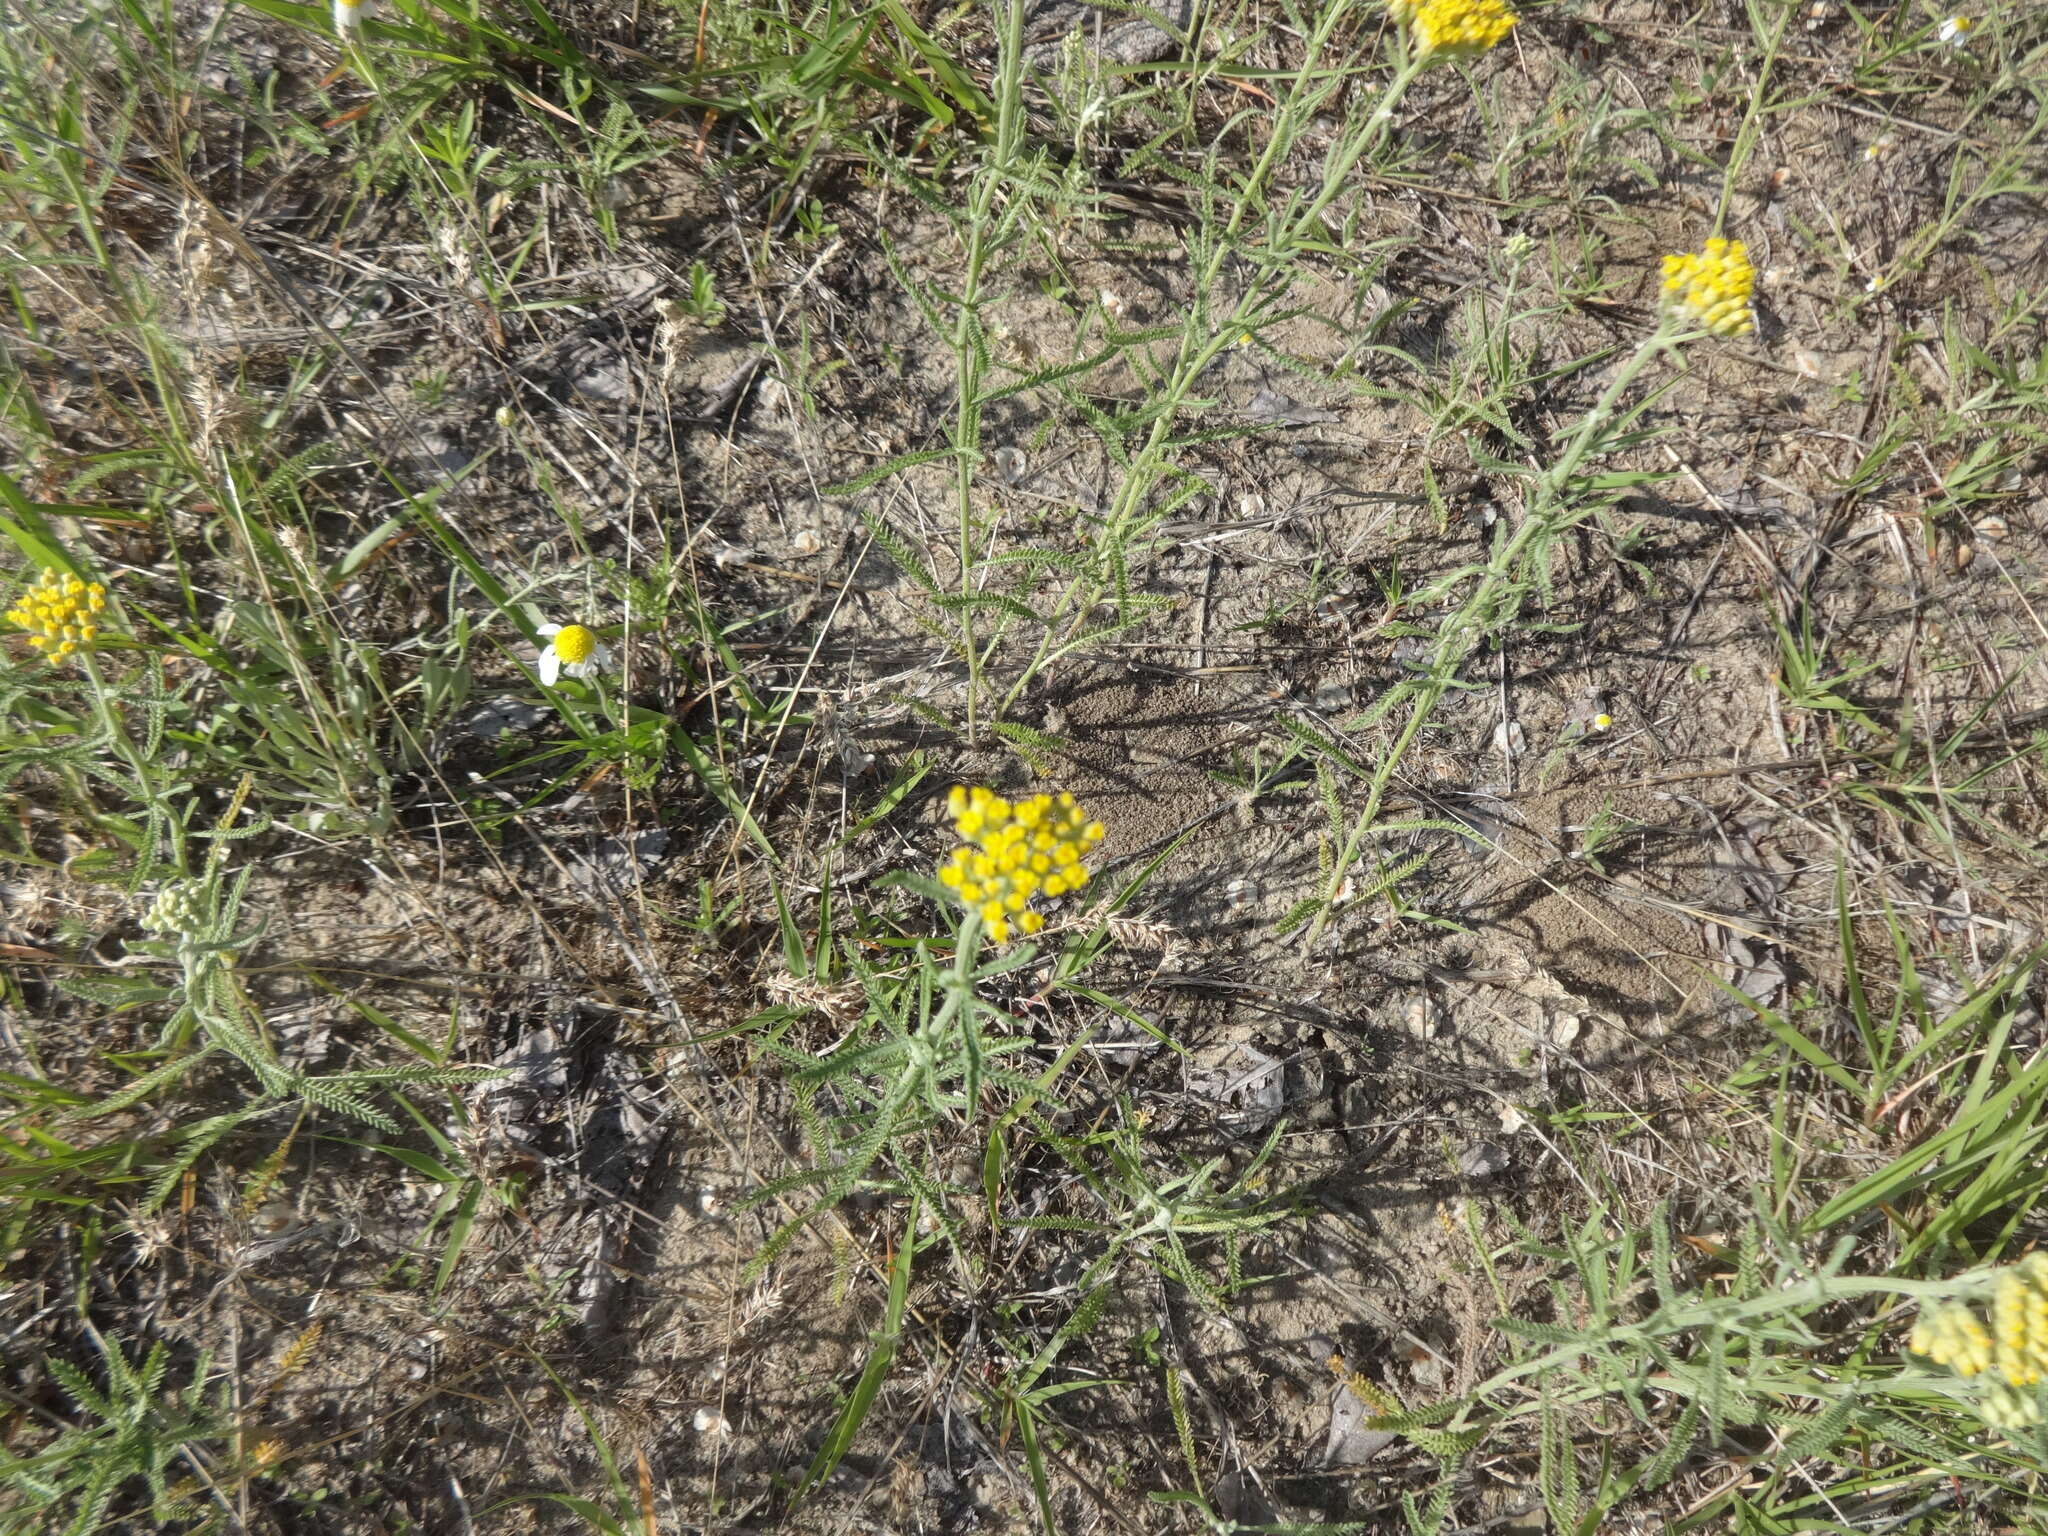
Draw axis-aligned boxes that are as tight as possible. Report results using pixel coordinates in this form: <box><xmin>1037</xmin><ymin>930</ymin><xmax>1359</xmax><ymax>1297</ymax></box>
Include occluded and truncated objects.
<box><xmin>6</xmin><ymin>567</ymin><xmax>107</xmax><ymax>658</ymax></box>
<box><xmin>936</xmin><ymin>786</ymin><xmax>1104</xmax><ymax>943</ymax></box>
<box><xmin>1992</xmin><ymin>1256</ymin><xmax>2048</xmax><ymax>1389</ymax></box>
<box><xmin>1910</xmin><ymin>1254</ymin><xmax>2048</xmax><ymax>1432</ymax></box>
<box><xmin>1910</xmin><ymin>1302</ymin><xmax>1994</xmax><ymax>1377</ymax></box>
<box><xmin>1661</xmin><ymin>237</ymin><xmax>1756</xmax><ymax>338</ymax></box>
<box><xmin>1401</xmin><ymin>0</ymin><xmax>1518</xmax><ymax>60</ymax></box>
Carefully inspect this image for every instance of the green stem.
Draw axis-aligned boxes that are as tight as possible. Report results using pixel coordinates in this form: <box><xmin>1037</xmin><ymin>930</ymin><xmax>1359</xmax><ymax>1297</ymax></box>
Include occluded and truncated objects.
<box><xmin>951</xmin><ymin>0</ymin><xmax>1030</xmax><ymax>743</ymax></box>
<box><xmin>1710</xmin><ymin>1</ymin><xmax>1793</xmax><ymax>238</ymax></box>
<box><xmin>1305</xmin><ymin>319</ymin><xmax>1681</xmax><ymax>944</ymax></box>
<box><xmin>951</xmin><ymin>907</ymin><xmax>985</xmax><ymax>968</ymax></box>
<box><xmin>80</xmin><ymin>650</ymin><xmax>178</xmax><ymax>875</ymax></box>
<box><xmin>994</xmin><ymin>8</ymin><xmax>1396</xmax><ymax>724</ymax></box>
<box><xmin>1297</xmin><ymin>51</ymin><xmax>1427</xmax><ymax>231</ymax></box>
<box><xmin>1453</xmin><ymin>1269</ymin><xmax>1985</xmax><ymax>1429</ymax></box>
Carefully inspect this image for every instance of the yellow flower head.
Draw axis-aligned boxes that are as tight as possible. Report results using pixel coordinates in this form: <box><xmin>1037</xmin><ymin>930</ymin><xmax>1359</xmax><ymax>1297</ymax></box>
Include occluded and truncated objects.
<box><xmin>936</xmin><ymin>786</ymin><xmax>1104</xmax><ymax>944</ymax></box>
<box><xmin>1408</xmin><ymin>0</ymin><xmax>1518</xmax><ymax>60</ymax></box>
<box><xmin>6</xmin><ymin>567</ymin><xmax>108</xmax><ymax>659</ymax></box>
<box><xmin>1910</xmin><ymin>1255</ymin><xmax>2048</xmax><ymax>1433</ymax></box>
<box><xmin>1990</xmin><ymin>1255</ymin><xmax>2048</xmax><ymax>1388</ymax></box>
<box><xmin>1909</xmin><ymin>1301</ymin><xmax>1994</xmax><ymax>1378</ymax></box>
<box><xmin>1661</xmin><ymin>237</ymin><xmax>1756</xmax><ymax>338</ymax></box>
<box><xmin>1982</xmin><ymin>1383</ymin><xmax>2044</xmax><ymax>1431</ymax></box>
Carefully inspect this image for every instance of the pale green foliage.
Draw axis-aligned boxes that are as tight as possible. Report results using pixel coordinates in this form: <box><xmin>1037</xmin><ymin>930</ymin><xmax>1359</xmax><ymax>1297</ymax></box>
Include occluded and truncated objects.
<box><xmin>0</xmin><ymin>1336</ymin><xmax>224</xmax><ymax>1535</ymax></box>
<box><xmin>2</xmin><ymin>0</ymin><xmax>2044</xmax><ymax>1530</ymax></box>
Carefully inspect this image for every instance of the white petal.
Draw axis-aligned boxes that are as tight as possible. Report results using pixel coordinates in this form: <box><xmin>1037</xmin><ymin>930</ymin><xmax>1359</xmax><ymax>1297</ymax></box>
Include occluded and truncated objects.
<box><xmin>537</xmin><ymin>623</ymin><xmax>562</xmax><ymax>639</ymax></box>
<box><xmin>592</xmin><ymin>644</ymin><xmax>613</xmax><ymax>668</ymax></box>
<box><xmin>538</xmin><ymin>647</ymin><xmax>561</xmax><ymax>685</ymax></box>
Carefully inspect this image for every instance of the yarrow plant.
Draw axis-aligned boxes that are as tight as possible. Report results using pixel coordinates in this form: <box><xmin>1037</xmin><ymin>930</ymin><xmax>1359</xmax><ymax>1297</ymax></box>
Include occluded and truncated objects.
<box><xmin>936</xmin><ymin>786</ymin><xmax>1103</xmax><ymax>943</ymax></box>
<box><xmin>536</xmin><ymin>621</ymin><xmax>611</xmax><ymax>685</ymax></box>
<box><xmin>1660</xmin><ymin>237</ymin><xmax>1756</xmax><ymax>338</ymax></box>
<box><xmin>1910</xmin><ymin>1253</ymin><xmax>2048</xmax><ymax>1432</ymax></box>
<box><xmin>1305</xmin><ymin>234</ymin><xmax>1765</xmax><ymax>940</ymax></box>
<box><xmin>7</xmin><ymin>567</ymin><xmax>108</xmax><ymax>659</ymax></box>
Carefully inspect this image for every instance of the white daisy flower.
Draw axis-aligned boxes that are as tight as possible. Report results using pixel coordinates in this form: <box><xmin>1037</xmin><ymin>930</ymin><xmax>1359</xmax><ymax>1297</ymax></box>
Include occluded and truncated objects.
<box><xmin>334</xmin><ymin>0</ymin><xmax>368</xmax><ymax>35</ymax></box>
<box><xmin>1937</xmin><ymin>15</ymin><xmax>1973</xmax><ymax>45</ymax></box>
<box><xmin>536</xmin><ymin>622</ymin><xmax>611</xmax><ymax>685</ymax></box>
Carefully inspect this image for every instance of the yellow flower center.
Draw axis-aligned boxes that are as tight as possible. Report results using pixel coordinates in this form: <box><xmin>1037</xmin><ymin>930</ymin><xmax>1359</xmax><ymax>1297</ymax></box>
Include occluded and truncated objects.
<box><xmin>552</xmin><ymin>624</ymin><xmax>597</xmax><ymax>665</ymax></box>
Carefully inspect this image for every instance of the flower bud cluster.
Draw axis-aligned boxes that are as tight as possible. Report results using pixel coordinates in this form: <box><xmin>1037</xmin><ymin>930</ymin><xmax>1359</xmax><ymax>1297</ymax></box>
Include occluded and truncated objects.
<box><xmin>143</xmin><ymin>880</ymin><xmax>209</xmax><ymax>941</ymax></box>
<box><xmin>1910</xmin><ymin>1302</ymin><xmax>1994</xmax><ymax>1377</ymax></box>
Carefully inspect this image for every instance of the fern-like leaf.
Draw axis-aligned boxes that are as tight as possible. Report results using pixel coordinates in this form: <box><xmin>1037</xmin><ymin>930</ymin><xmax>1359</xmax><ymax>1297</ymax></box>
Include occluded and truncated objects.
<box><xmin>65</xmin><ymin>1048</ymin><xmax>211</xmax><ymax>1121</ymax></box>
<box><xmin>822</xmin><ymin>448</ymin><xmax>957</xmax><ymax>498</ymax></box>
<box><xmin>1539</xmin><ymin>1398</ymin><xmax>1583</xmax><ymax>1535</ymax></box>
<box><xmin>1282</xmin><ymin>715</ymin><xmax>1374</xmax><ymax>778</ymax></box>
<box><xmin>860</xmin><ymin>511</ymin><xmax>944</xmax><ymax>595</ymax></box>
<box><xmin>292</xmin><ymin>1073</ymin><xmax>399</xmax><ymax>1131</ymax></box>
<box><xmin>989</xmin><ymin>721</ymin><xmax>1069</xmax><ymax>773</ymax></box>
<box><xmin>235</xmin><ymin>1114</ymin><xmax>303</xmax><ymax>1219</ymax></box>
<box><xmin>143</xmin><ymin>1103</ymin><xmax>276</xmax><ymax>1212</ymax></box>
